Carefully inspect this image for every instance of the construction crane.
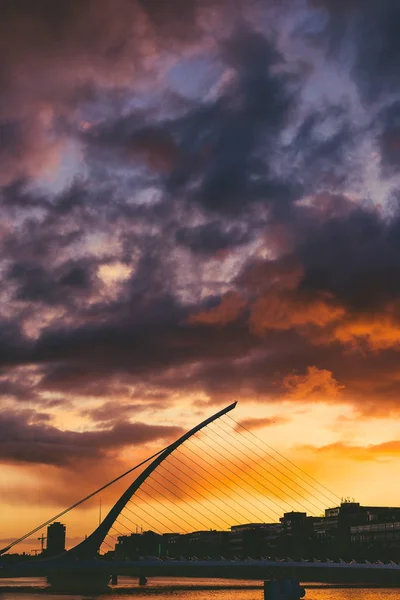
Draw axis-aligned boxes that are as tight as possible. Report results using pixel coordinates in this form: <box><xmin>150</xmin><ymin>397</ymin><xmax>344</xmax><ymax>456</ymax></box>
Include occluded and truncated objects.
<box><xmin>37</xmin><ymin>533</ymin><xmax>46</xmax><ymax>553</ymax></box>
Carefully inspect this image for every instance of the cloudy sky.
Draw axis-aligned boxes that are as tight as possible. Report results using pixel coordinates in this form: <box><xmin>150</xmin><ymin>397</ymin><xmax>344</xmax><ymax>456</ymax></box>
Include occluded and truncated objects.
<box><xmin>2</xmin><ymin>0</ymin><xmax>400</xmax><ymax>552</ymax></box>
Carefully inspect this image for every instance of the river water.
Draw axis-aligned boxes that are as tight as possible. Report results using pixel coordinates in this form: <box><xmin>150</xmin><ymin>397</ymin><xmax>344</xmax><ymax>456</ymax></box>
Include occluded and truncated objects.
<box><xmin>0</xmin><ymin>578</ymin><xmax>399</xmax><ymax>599</ymax></box>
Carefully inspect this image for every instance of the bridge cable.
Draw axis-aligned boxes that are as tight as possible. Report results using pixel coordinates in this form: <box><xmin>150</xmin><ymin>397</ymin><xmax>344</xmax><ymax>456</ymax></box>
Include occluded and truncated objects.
<box><xmin>210</xmin><ymin>420</ymin><xmax>327</xmax><ymax>514</ymax></box>
<box><xmin>106</xmin><ymin>422</ymin><xmax>264</xmax><ymax>544</ymax></box>
<box><xmin>129</xmin><ymin>427</ymin><xmax>269</xmax><ymax>531</ymax></box>
<box><xmin>134</xmin><ymin>483</ymin><xmax>203</xmax><ymax>532</ymax></box>
<box><xmin>184</xmin><ymin>438</ymin><xmax>275</xmax><ymax>523</ymax></box>
<box><xmin>145</xmin><ymin>467</ymin><xmax>227</xmax><ymax>532</ymax></box>
<box><xmin>188</xmin><ymin>428</ymin><xmax>320</xmax><ymax>516</ymax></box>
<box><xmin>115</xmin><ymin>518</ymin><xmax>136</xmax><ymax>537</ymax></box>
<box><xmin>135</xmin><ymin>487</ymin><xmax>195</xmax><ymax>532</ymax></box>
<box><xmin>185</xmin><ymin>434</ymin><xmax>273</xmax><ymax>522</ymax></box>
<box><xmin>155</xmin><ymin>462</ymin><xmax>235</xmax><ymax>529</ymax></box>
<box><xmin>192</xmin><ymin>431</ymin><xmax>299</xmax><ymax>518</ymax></box>
<box><xmin>216</xmin><ymin>419</ymin><xmax>331</xmax><ymax>511</ymax></box>
<box><xmin>101</xmin><ymin>494</ymin><xmax>177</xmax><ymax>551</ymax></box>
<box><xmin>122</xmin><ymin>501</ymin><xmax>163</xmax><ymax>535</ymax></box>
<box><xmin>96</xmin><ymin>406</ymin><xmax>338</xmax><ymax>555</ymax></box>
<box><xmin>137</xmin><ymin>470</ymin><xmax>222</xmax><ymax>531</ymax></box>
<box><xmin>101</xmin><ymin>537</ymin><xmax>116</xmax><ymax>551</ymax></box>
<box><xmin>206</xmin><ymin>422</ymin><xmax>320</xmax><ymax>515</ymax></box>
<box><xmin>196</xmin><ymin>428</ymin><xmax>298</xmax><ymax>517</ymax></box>
<box><xmin>167</xmin><ymin>451</ymin><xmax>247</xmax><ymax>526</ymax></box>
<box><xmin>174</xmin><ymin>446</ymin><xmax>266</xmax><ymax>525</ymax></box>
<box><xmin>225</xmin><ymin>414</ymin><xmax>340</xmax><ymax>502</ymax></box>
<box><xmin>102</xmin><ymin>498</ymin><xmax>179</xmax><ymax>551</ymax></box>
<box><xmin>111</xmin><ymin>523</ymin><xmax>127</xmax><ymax>538</ymax></box>
<box><xmin>116</xmin><ymin>453</ymin><xmax>238</xmax><ymax>538</ymax></box>
<box><xmin>116</xmin><ymin>511</ymin><xmax>140</xmax><ymax>534</ymax></box>
<box><xmin>184</xmin><ymin>437</ymin><xmax>277</xmax><ymax>523</ymax></box>
<box><xmin>222</xmin><ymin>415</ymin><xmax>338</xmax><ymax>505</ymax></box>
<box><xmin>162</xmin><ymin>446</ymin><xmax>279</xmax><ymax>516</ymax></box>
<box><xmin>124</xmin><ymin>501</ymin><xmax>168</xmax><ymax>535</ymax></box>
<box><xmin>103</xmin><ymin>415</ymin><xmax>326</xmax><ymax>548</ymax></box>
<box><xmin>128</xmin><ymin>429</ymin><xmax>278</xmax><ymax>534</ymax></box>
<box><xmin>211</xmin><ymin>419</ymin><xmax>324</xmax><ymax>512</ymax></box>
<box><xmin>225</xmin><ymin>414</ymin><xmax>340</xmax><ymax>503</ymax></box>
<box><xmin>116</xmin><ymin>511</ymin><xmax>178</xmax><ymax>533</ymax></box>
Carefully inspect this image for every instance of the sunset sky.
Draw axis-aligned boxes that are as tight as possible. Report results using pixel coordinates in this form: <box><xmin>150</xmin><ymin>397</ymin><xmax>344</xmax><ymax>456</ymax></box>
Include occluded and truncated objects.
<box><xmin>2</xmin><ymin>0</ymin><xmax>400</xmax><ymax>554</ymax></box>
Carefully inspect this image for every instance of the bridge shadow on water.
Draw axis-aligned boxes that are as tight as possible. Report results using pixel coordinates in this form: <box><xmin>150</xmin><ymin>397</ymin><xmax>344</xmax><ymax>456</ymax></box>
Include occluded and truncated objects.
<box><xmin>0</xmin><ymin>577</ymin><xmax>398</xmax><ymax>596</ymax></box>
<box><xmin>0</xmin><ymin>576</ymin><xmax>263</xmax><ymax>593</ymax></box>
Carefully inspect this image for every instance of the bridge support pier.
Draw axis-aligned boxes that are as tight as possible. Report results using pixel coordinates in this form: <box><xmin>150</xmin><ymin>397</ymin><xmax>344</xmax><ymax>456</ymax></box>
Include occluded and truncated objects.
<box><xmin>264</xmin><ymin>579</ymin><xmax>305</xmax><ymax>600</ymax></box>
<box><xmin>139</xmin><ymin>575</ymin><xmax>148</xmax><ymax>586</ymax></box>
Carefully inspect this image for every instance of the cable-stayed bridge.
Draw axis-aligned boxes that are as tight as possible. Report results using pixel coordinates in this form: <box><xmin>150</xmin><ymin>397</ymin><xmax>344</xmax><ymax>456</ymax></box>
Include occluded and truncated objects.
<box><xmin>1</xmin><ymin>402</ymin><xmax>400</xmax><ymax>589</ymax></box>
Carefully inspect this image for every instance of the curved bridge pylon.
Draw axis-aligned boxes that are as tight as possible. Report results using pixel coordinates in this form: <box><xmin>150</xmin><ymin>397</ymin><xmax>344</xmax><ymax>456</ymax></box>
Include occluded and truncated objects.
<box><xmin>67</xmin><ymin>401</ymin><xmax>237</xmax><ymax>559</ymax></box>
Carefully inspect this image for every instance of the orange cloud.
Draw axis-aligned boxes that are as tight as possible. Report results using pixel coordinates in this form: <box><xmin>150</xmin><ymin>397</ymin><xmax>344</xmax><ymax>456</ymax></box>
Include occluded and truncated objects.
<box><xmin>240</xmin><ymin>257</ymin><xmax>400</xmax><ymax>355</ymax></box>
<box><xmin>249</xmin><ymin>290</ymin><xmax>344</xmax><ymax>335</ymax></box>
<box><xmin>283</xmin><ymin>366</ymin><xmax>344</xmax><ymax>400</ymax></box>
<box><xmin>235</xmin><ymin>416</ymin><xmax>289</xmax><ymax>431</ymax></box>
<box><xmin>235</xmin><ymin>257</ymin><xmax>345</xmax><ymax>337</ymax></box>
<box><xmin>300</xmin><ymin>440</ymin><xmax>400</xmax><ymax>462</ymax></box>
<box><xmin>333</xmin><ymin>308</ymin><xmax>400</xmax><ymax>350</ymax></box>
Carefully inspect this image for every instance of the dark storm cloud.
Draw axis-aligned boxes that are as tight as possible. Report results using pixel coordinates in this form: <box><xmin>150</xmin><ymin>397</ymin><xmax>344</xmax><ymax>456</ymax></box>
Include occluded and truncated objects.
<box><xmin>0</xmin><ymin>189</ymin><xmax>86</xmax><ymax>266</ymax></box>
<box><xmin>81</xmin><ymin>398</ymin><xmax>168</xmax><ymax>425</ymax></box>
<box><xmin>2</xmin><ymin>0</ymin><xmax>400</xmax><ymax>428</ymax></box>
<box><xmin>4</xmin><ymin>193</ymin><xmax>400</xmax><ymax>417</ymax></box>
<box><xmin>0</xmin><ymin>321</ymin><xmax>28</xmax><ymax>369</ymax></box>
<box><xmin>175</xmin><ymin>221</ymin><xmax>251</xmax><ymax>255</ymax></box>
<box><xmin>7</xmin><ymin>259</ymin><xmax>94</xmax><ymax>305</ymax></box>
<box><xmin>161</xmin><ymin>199</ymin><xmax>400</xmax><ymax>412</ymax></box>
<box><xmin>58</xmin><ymin>265</ymin><xmax>91</xmax><ymax>289</ymax></box>
<box><xmin>34</xmin><ymin>313</ymin><xmax>257</xmax><ymax>389</ymax></box>
<box><xmin>0</xmin><ymin>178</ymin><xmax>50</xmax><ymax>211</ymax></box>
<box><xmin>0</xmin><ymin>378</ymin><xmax>37</xmax><ymax>403</ymax></box>
<box><xmin>0</xmin><ymin>120</ymin><xmax>25</xmax><ymax>159</ymax></box>
<box><xmin>376</xmin><ymin>102</ymin><xmax>400</xmax><ymax>176</ymax></box>
<box><xmin>0</xmin><ymin>0</ymin><xmax>221</xmax><ymax>186</ymax></box>
<box><xmin>289</xmin><ymin>107</ymin><xmax>354</xmax><ymax>192</ymax></box>
<box><xmin>80</xmin><ymin>25</ymin><xmax>299</xmax><ymax>218</ymax></box>
<box><xmin>39</xmin><ymin>364</ymin><xmax>132</xmax><ymax>398</ymax></box>
<box><xmin>297</xmin><ymin>206</ymin><xmax>400</xmax><ymax>312</ymax></box>
<box><xmin>166</xmin><ymin>28</ymin><xmax>298</xmax><ymax>216</ymax></box>
<box><xmin>351</xmin><ymin>1</ymin><xmax>400</xmax><ymax>103</ymax></box>
<box><xmin>0</xmin><ymin>409</ymin><xmax>183</xmax><ymax>466</ymax></box>
<box><xmin>136</xmin><ymin>0</ymin><xmax>199</xmax><ymax>37</ymax></box>
<box><xmin>311</xmin><ymin>0</ymin><xmax>400</xmax><ymax>103</ymax></box>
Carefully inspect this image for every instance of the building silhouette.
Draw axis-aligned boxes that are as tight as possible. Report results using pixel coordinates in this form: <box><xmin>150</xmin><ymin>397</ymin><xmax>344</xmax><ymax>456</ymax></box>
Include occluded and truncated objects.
<box><xmin>230</xmin><ymin>523</ymin><xmax>281</xmax><ymax>558</ymax></box>
<box><xmin>46</xmin><ymin>522</ymin><xmax>66</xmax><ymax>556</ymax></box>
<box><xmin>112</xmin><ymin>501</ymin><xmax>400</xmax><ymax>562</ymax></box>
<box><xmin>115</xmin><ymin>531</ymin><xmax>160</xmax><ymax>560</ymax></box>
<box><xmin>115</xmin><ymin>529</ymin><xmax>229</xmax><ymax>560</ymax></box>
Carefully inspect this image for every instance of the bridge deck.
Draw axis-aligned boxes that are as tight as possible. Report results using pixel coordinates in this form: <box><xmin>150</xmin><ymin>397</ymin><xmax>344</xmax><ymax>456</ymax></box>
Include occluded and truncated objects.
<box><xmin>2</xmin><ymin>558</ymin><xmax>400</xmax><ymax>585</ymax></box>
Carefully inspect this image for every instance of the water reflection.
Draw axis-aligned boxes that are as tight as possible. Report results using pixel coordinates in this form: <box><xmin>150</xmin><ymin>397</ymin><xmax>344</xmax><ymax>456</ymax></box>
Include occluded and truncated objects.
<box><xmin>0</xmin><ymin>578</ymin><xmax>399</xmax><ymax>600</ymax></box>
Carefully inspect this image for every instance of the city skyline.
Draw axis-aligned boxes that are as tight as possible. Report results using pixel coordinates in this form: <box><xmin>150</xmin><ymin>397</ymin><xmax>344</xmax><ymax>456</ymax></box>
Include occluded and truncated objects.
<box><xmin>7</xmin><ymin>499</ymin><xmax>400</xmax><ymax>563</ymax></box>
<box><xmin>2</xmin><ymin>0</ymin><xmax>400</xmax><ymax>557</ymax></box>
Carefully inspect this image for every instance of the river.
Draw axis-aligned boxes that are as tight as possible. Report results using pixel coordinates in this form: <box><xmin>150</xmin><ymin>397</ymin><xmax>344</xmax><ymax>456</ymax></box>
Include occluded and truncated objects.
<box><xmin>0</xmin><ymin>578</ymin><xmax>399</xmax><ymax>599</ymax></box>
